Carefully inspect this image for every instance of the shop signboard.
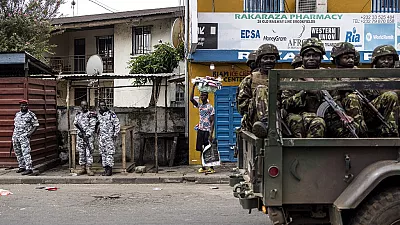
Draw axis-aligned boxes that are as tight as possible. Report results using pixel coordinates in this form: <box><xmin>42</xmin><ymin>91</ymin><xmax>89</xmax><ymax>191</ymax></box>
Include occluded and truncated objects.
<box><xmin>193</xmin><ymin>13</ymin><xmax>400</xmax><ymax>63</ymax></box>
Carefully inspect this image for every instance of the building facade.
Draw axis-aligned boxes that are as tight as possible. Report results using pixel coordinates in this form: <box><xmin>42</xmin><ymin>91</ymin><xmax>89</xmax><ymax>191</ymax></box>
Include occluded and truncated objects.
<box><xmin>49</xmin><ymin>6</ymin><xmax>185</xmax><ymax>108</ymax></box>
<box><xmin>188</xmin><ymin>0</ymin><xmax>400</xmax><ymax>164</ymax></box>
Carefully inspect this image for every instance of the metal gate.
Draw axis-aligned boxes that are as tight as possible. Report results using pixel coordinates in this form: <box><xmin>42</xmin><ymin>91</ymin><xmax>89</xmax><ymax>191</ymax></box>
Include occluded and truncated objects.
<box><xmin>215</xmin><ymin>86</ymin><xmax>242</xmax><ymax>162</ymax></box>
<box><xmin>0</xmin><ymin>78</ymin><xmax>58</xmax><ymax>168</ymax></box>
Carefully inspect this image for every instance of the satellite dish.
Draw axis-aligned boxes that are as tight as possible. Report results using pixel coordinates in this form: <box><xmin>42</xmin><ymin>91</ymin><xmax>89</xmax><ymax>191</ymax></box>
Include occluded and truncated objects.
<box><xmin>171</xmin><ymin>18</ymin><xmax>183</xmax><ymax>48</ymax></box>
<box><xmin>86</xmin><ymin>55</ymin><xmax>103</xmax><ymax>76</ymax></box>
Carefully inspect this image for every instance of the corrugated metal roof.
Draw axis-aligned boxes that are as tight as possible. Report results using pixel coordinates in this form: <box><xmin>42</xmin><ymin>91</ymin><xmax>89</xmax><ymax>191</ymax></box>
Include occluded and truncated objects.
<box><xmin>0</xmin><ymin>52</ymin><xmax>54</xmax><ymax>76</ymax></box>
<box><xmin>52</xmin><ymin>6</ymin><xmax>184</xmax><ymax>26</ymax></box>
<box><xmin>57</xmin><ymin>73</ymin><xmax>176</xmax><ymax>80</ymax></box>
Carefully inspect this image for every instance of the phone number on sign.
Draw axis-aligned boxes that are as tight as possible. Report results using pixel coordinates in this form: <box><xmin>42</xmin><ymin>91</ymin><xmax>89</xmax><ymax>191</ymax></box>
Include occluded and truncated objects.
<box><xmin>359</xmin><ymin>15</ymin><xmax>395</xmax><ymax>23</ymax></box>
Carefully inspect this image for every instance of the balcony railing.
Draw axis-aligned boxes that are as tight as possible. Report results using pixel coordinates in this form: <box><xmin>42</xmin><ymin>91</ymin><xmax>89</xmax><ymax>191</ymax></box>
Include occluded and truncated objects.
<box><xmin>46</xmin><ymin>55</ymin><xmax>114</xmax><ymax>74</ymax></box>
<box><xmin>244</xmin><ymin>0</ymin><xmax>284</xmax><ymax>13</ymax></box>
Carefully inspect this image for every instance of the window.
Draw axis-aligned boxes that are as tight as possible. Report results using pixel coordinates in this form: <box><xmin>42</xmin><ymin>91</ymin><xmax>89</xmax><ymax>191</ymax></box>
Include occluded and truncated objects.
<box><xmin>372</xmin><ymin>0</ymin><xmax>399</xmax><ymax>12</ymax></box>
<box><xmin>175</xmin><ymin>83</ymin><xmax>185</xmax><ymax>103</ymax></box>
<box><xmin>244</xmin><ymin>0</ymin><xmax>283</xmax><ymax>12</ymax></box>
<box><xmin>74</xmin><ymin>88</ymin><xmax>88</xmax><ymax>106</ymax></box>
<box><xmin>95</xmin><ymin>87</ymin><xmax>114</xmax><ymax>107</ymax></box>
<box><xmin>96</xmin><ymin>36</ymin><xmax>114</xmax><ymax>73</ymax></box>
<box><xmin>132</xmin><ymin>26</ymin><xmax>152</xmax><ymax>55</ymax></box>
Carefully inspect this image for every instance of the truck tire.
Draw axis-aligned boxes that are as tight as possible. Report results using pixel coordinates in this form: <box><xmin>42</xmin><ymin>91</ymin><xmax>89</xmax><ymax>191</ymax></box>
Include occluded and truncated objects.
<box><xmin>350</xmin><ymin>187</ymin><xmax>400</xmax><ymax>225</ymax></box>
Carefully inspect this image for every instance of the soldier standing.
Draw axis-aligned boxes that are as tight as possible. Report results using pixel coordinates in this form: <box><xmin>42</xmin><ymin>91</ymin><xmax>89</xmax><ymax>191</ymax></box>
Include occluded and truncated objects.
<box><xmin>12</xmin><ymin>100</ymin><xmax>39</xmax><ymax>175</ymax></box>
<box><xmin>237</xmin><ymin>44</ymin><xmax>280</xmax><ymax>137</ymax></box>
<box><xmin>74</xmin><ymin>101</ymin><xmax>97</xmax><ymax>176</ymax></box>
<box><xmin>281</xmin><ymin>38</ymin><xmax>326</xmax><ymax>138</ymax></box>
<box><xmin>97</xmin><ymin>101</ymin><xmax>120</xmax><ymax>176</ymax></box>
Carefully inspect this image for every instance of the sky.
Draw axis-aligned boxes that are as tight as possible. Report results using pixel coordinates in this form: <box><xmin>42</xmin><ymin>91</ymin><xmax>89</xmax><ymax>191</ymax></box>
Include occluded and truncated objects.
<box><xmin>59</xmin><ymin>0</ymin><xmax>182</xmax><ymax>17</ymax></box>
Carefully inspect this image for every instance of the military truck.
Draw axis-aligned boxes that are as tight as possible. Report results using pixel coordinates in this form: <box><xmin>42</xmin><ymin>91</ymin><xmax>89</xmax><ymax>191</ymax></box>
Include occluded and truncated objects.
<box><xmin>231</xmin><ymin>68</ymin><xmax>400</xmax><ymax>225</ymax></box>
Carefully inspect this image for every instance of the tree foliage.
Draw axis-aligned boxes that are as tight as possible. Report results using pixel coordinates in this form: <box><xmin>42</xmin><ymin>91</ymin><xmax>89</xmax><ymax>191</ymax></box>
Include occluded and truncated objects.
<box><xmin>0</xmin><ymin>0</ymin><xmax>64</xmax><ymax>60</ymax></box>
<box><xmin>128</xmin><ymin>42</ymin><xmax>183</xmax><ymax>86</ymax></box>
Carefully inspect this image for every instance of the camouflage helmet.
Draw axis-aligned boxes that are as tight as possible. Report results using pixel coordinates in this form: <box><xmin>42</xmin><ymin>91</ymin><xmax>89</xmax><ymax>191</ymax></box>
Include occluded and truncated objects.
<box><xmin>354</xmin><ymin>50</ymin><xmax>360</xmax><ymax>65</ymax></box>
<box><xmin>291</xmin><ymin>54</ymin><xmax>302</xmax><ymax>66</ymax></box>
<box><xmin>371</xmin><ymin>45</ymin><xmax>399</xmax><ymax>64</ymax></box>
<box><xmin>246</xmin><ymin>51</ymin><xmax>257</xmax><ymax>66</ymax></box>
<box><xmin>256</xmin><ymin>44</ymin><xmax>280</xmax><ymax>62</ymax></box>
<box><xmin>300</xmin><ymin>37</ymin><xmax>326</xmax><ymax>56</ymax></box>
<box><xmin>330</xmin><ymin>42</ymin><xmax>356</xmax><ymax>59</ymax></box>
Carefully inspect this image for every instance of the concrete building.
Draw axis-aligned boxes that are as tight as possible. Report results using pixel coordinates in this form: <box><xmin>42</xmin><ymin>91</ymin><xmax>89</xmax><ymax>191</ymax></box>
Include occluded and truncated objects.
<box><xmin>187</xmin><ymin>0</ymin><xmax>400</xmax><ymax>164</ymax></box>
<box><xmin>49</xmin><ymin>6</ymin><xmax>185</xmax><ymax>108</ymax></box>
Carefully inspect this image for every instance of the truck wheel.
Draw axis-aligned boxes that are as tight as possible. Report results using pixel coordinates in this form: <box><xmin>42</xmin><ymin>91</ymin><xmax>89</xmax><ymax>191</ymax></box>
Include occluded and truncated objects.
<box><xmin>351</xmin><ymin>187</ymin><xmax>400</xmax><ymax>225</ymax></box>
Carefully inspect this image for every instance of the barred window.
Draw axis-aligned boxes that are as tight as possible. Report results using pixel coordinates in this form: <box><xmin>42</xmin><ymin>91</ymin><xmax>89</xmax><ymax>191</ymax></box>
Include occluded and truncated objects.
<box><xmin>95</xmin><ymin>87</ymin><xmax>114</xmax><ymax>107</ymax></box>
<box><xmin>132</xmin><ymin>26</ymin><xmax>152</xmax><ymax>55</ymax></box>
<box><xmin>372</xmin><ymin>0</ymin><xmax>399</xmax><ymax>12</ymax></box>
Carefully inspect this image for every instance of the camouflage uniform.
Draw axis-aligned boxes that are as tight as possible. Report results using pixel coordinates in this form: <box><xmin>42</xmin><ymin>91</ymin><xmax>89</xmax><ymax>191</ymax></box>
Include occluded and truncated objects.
<box><xmin>326</xmin><ymin>42</ymin><xmax>368</xmax><ymax>138</ymax></box>
<box><xmin>98</xmin><ymin>110</ymin><xmax>120</xmax><ymax>168</ymax></box>
<box><xmin>74</xmin><ymin>111</ymin><xmax>97</xmax><ymax>167</ymax></box>
<box><xmin>282</xmin><ymin>38</ymin><xmax>326</xmax><ymax>138</ymax></box>
<box><xmin>237</xmin><ymin>44</ymin><xmax>280</xmax><ymax>133</ymax></box>
<box><xmin>12</xmin><ymin>110</ymin><xmax>39</xmax><ymax>170</ymax></box>
<box><xmin>291</xmin><ymin>54</ymin><xmax>302</xmax><ymax>68</ymax></box>
<box><xmin>364</xmin><ymin>45</ymin><xmax>400</xmax><ymax>137</ymax></box>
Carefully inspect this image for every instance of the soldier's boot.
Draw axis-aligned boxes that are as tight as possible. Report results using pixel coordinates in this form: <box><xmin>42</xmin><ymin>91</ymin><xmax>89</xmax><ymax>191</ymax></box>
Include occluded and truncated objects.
<box><xmin>76</xmin><ymin>165</ymin><xmax>86</xmax><ymax>175</ymax></box>
<box><xmin>252</xmin><ymin>119</ymin><xmax>269</xmax><ymax>138</ymax></box>
<box><xmin>106</xmin><ymin>166</ymin><xmax>112</xmax><ymax>176</ymax></box>
<box><xmin>86</xmin><ymin>166</ymin><xmax>95</xmax><ymax>176</ymax></box>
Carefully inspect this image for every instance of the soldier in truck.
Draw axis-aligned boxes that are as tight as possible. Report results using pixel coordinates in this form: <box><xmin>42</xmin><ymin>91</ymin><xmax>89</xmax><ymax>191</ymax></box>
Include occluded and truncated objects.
<box><xmin>281</xmin><ymin>37</ymin><xmax>327</xmax><ymax>138</ymax></box>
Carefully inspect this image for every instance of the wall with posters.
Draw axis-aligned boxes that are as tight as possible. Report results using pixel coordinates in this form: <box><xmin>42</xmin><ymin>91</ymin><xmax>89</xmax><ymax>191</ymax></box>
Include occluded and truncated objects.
<box><xmin>193</xmin><ymin>13</ymin><xmax>399</xmax><ymax>64</ymax></box>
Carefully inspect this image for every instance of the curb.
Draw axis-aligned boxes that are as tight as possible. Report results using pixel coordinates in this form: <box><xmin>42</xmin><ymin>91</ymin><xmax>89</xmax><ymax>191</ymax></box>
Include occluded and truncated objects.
<box><xmin>0</xmin><ymin>175</ymin><xmax>230</xmax><ymax>185</ymax></box>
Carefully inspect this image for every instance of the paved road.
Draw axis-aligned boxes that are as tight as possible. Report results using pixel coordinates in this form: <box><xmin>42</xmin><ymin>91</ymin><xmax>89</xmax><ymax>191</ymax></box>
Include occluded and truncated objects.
<box><xmin>0</xmin><ymin>184</ymin><xmax>270</xmax><ymax>225</ymax></box>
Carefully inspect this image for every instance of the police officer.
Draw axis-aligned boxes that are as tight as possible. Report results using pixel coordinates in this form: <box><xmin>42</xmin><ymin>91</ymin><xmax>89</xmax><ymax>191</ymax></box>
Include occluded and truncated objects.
<box><xmin>74</xmin><ymin>100</ymin><xmax>97</xmax><ymax>176</ymax></box>
<box><xmin>237</xmin><ymin>44</ymin><xmax>280</xmax><ymax>137</ymax></box>
<box><xmin>12</xmin><ymin>100</ymin><xmax>39</xmax><ymax>175</ymax></box>
<box><xmin>97</xmin><ymin>100</ymin><xmax>120</xmax><ymax>176</ymax></box>
<box><xmin>281</xmin><ymin>38</ymin><xmax>326</xmax><ymax>138</ymax></box>
<box><xmin>291</xmin><ymin>54</ymin><xmax>302</xmax><ymax>69</ymax></box>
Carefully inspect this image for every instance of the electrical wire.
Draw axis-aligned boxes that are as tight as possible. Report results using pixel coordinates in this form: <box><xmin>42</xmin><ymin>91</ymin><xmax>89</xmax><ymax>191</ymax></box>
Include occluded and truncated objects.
<box><xmin>360</xmin><ymin>0</ymin><xmax>371</xmax><ymax>12</ymax></box>
<box><xmin>87</xmin><ymin>0</ymin><xmax>117</xmax><ymax>13</ymax></box>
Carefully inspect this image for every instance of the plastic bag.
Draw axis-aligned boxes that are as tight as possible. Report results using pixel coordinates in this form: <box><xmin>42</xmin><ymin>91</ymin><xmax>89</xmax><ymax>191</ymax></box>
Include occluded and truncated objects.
<box><xmin>201</xmin><ymin>140</ymin><xmax>221</xmax><ymax>167</ymax></box>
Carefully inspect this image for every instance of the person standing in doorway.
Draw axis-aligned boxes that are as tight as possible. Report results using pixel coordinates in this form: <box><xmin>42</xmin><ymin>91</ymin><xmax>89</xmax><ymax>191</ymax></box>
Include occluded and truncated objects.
<box><xmin>97</xmin><ymin>101</ymin><xmax>120</xmax><ymax>176</ymax></box>
<box><xmin>12</xmin><ymin>100</ymin><xmax>39</xmax><ymax>175</ymax></box>
<box><xmin>74</xmin><ymin>101</ymin><xmax>97</xmax><ymax>176</ymax></box>
<box><xmin>190</xmin><ymin>84</ymin><xmax>215</xmax><ymax>174</ymax></box>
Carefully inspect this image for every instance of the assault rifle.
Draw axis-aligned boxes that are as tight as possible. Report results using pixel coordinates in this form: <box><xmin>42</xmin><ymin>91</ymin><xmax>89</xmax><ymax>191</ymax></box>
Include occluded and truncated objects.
<box><xmin>317</xmin><ymin>90</ymin><xmax>359</xmax><ymax>138</ymax></box>
<box><xmin>74</xmin><ymin>123</ymin><xmax>89</xmax><ymax>141</ymax></box>
<box><xmin>354</xmin><ymin>90</ymin><xmax>397</xmax><ymax>134</ymax></box>
<box><xmin>277</xmin><ymin>109</ymin><xmax>293</xmax><ymax>137</ymax></box>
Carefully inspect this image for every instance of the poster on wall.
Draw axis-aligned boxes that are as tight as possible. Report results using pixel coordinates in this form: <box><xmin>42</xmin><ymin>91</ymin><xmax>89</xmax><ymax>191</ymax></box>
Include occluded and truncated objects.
<box><xmin>194</xmin><ymin>13</ymin><xmax>400</xmax><ymax>63</ymax></box>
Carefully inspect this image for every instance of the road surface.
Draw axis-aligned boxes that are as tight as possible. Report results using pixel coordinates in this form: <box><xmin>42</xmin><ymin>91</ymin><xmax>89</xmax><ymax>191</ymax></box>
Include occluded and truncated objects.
<box><xmin>0</xmin><ymin>183</ymin><xmax>270</xmax><ymax>225</ymax></box>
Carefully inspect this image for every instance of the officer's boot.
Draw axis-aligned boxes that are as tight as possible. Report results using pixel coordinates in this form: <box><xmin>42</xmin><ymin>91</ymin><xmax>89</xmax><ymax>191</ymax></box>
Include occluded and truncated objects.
<box><xmin>101</xmin><ymin>166</ymin><xmax>108</xmax><ymax>176</ymax></box>
<box><xmin>106</xmin><ymin>166</ymin><xmax>112</xmax><ymax>176</ymax></box>
<box><xmin>86</xmin><ymin>166</ymin><xmax>95</xmax><ymax>176</ymax></box>
<box><xmin>252</xmin><ymin>118</ymin><xmax>269</xmax><ymax>138</ymax></box>
<box><xmin>76</xmin><ymin>165</ymin><xmax>86</xmax><ymax>175</ymax></box>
